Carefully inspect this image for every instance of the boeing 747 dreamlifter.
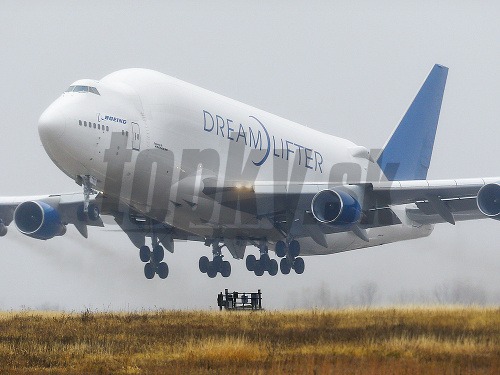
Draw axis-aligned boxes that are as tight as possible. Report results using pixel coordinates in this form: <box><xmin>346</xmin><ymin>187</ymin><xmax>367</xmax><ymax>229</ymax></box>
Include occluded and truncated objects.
<box><xmin>1</xmin><ymin>65</ymin><xmax>499</xmax><ymax>280</ymax></box>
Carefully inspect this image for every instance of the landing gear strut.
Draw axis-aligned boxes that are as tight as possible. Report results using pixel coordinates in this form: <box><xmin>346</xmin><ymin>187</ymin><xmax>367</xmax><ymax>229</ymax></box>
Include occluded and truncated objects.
<box><xmin>199</xmin><ymin>242</ymin><xmax>231</xmax><ymax>278</ymax></box>
<box><xmin>139</xmin><ymin>225</ymin><xmax>169</xmax><ymax>279</ymax></box>
<box><xmin>245</xmin><ymin>242</ymin><xmax>279</xmax><ymax>276</ymax></box>
<box><xmin>77</xmin><ymin>175</ymin><xmax>100</xmax><ymax>221</ymax></box>
<box><xmin>275</xmin><ymin>239</ymin><xmax>305</xmax><ymax>275</ymax></box>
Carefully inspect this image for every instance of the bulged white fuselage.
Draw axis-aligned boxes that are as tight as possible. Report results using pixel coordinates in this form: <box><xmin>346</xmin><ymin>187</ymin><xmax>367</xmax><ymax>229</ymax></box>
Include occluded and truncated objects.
<box><xmin>38</xmin><ymin>68</ymin><xmax>432</xmax><ymax>256</ymax></box>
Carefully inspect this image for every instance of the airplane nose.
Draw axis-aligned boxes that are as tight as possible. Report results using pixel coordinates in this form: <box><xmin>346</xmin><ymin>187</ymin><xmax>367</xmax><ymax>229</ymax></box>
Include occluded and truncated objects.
<box><xmin>38</xmin><ymin>103</ymin><xmax>67</xmax><ymax>144</ymax></box>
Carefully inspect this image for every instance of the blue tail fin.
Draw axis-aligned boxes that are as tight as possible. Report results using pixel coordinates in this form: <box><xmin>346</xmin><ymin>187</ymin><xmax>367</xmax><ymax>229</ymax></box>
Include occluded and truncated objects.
<box><xmin>376</xmin><ymin>64</ymin><xmax>448</xmax><ymax>181</ymax></box>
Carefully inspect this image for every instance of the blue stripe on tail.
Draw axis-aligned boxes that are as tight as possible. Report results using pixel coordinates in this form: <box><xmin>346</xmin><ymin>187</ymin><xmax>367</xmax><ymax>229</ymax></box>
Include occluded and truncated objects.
<box><xmin>377</xmin><ymin>64</ymin><xmax>448</xmax><ymax>181</ymax></box>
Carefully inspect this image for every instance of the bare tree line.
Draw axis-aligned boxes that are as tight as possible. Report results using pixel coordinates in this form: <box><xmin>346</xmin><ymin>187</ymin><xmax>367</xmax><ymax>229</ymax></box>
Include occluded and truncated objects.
<box><xmin>286</xmin><ymin>279</ymin><xmax>498</xmax><ymax>309</ymax></box>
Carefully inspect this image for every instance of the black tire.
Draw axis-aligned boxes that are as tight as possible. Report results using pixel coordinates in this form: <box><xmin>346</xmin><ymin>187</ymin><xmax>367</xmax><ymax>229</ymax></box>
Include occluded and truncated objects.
<box><xmin>144</xmin><ymin>263</ymin><xmax>155</xmax><ymax>279</ymax></box>
<box><xmin>152</xmin><ymin>245</ymin><xmax>164</xmax><ymax>263</ymax></box>
<box><xmin>293</xmin><ymin>257</ymin><xmax>305</xmax><ymax>274</ymax></box>
<box><xmin>289</xmin><ymin>240</ymin><xmax>301</xmax><ymax>258</ymax></box>
<box><xmin>254</xmin><ymin>260</ymin><xmax>264</xmax><ymax>276</ymax></box>
<box><xmin>199</xmin><ymin>256</ymin><xmax>209</xmax><ymax>273</ymax></box>
<box><xmin>280</xmin><ymin>258</ymin><xmax>291</xmax><ymax>275</ymax></box>
<box><xmin>268</xmin><ymin>259</ymin><xmax>278</xmax><ymax>276</ymax></box>
<box><xmin>260</xmin><ymin>253</ymin><xmax>270</xmax><ymax>270</ymax></box>
<box><xmin>246</xmin><ymin>254</ymin><xmax>256</xmax><ymax>271</ymax></box>
<box><xmin>139</xmin><ymin>246</ymin><xmax>150</xmax><ymax>262</ymax></box>
<box><xmin>221</xmin><ymin>261</ymin><xmax>231</xmax><ymax>277</ymax></box>
<box><xmin>275</xmin><ymin>241</ymin><xmax>287</xmax><ymax>257</ymax></box>
<box><xmin>213</xmin><ymin>255</ymin><xmax>223</xmax><ymax>270</ymax></box>
<box><xmin>157</xmin><ymin>262</ymin><xmax>169</xmax><ymax>279</ymax></box>
<box><xmin>87</xmin><ymin>204</ymin><xmax>100</xmax><ymax>221</ymax></box>
<box><xmin>207</xmin><ymin>262</ymin><xmax>217</xmax><ymax>278</ymax></box>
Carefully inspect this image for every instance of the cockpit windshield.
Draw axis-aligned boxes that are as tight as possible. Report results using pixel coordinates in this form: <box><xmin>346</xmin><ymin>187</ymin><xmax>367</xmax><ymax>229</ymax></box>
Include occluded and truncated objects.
<box><xmin>65</xmin><ymin>85</ymin><xmax>100</xmax><ymax>95</ymax></box>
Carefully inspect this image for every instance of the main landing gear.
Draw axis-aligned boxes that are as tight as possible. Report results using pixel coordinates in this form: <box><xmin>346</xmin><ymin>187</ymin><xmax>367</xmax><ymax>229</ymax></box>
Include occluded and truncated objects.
<box><xmin>245</xmin><ymin>242</ymin><xmax>279</xmax><ymax>276</ymax></box>
<box><xmin>199</xmin><ymin>242</ymin><xmax>231</xmax><ymax>278</ymax></box>
<box><xmin>275</xmin><ymin>239</ymin><xmax>305</xmax><ymax>275</ymax></box>
<box><xmin>139</xmin><ymin>232</ymin><xmax>169</xmax><ymax>279</ymax></box>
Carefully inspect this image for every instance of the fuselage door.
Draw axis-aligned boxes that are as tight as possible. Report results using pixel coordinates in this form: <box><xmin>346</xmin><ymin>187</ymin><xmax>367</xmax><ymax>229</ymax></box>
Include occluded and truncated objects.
<box><xmin>131</xmin><ymin>122</ymin><xmax>140</xmax><ymax>151</ymax></box>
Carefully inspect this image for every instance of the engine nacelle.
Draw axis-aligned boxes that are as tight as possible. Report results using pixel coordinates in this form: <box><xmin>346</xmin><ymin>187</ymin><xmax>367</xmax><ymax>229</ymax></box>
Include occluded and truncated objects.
<box><xmin>477</xmin><ymin>183</ymin><xmax>500</xmax><ymax>219</ymax></box>
<box><xmin>14</xmin><ymin>201</ymin><xmax>66</xmax><ymax>240</ymax></box>
<box><xmin>0</xmin><ymin>222</ymin><xmax>7</xmax><ymax>237</ymax></box>
<box><xmin>311</xmin><ymin>189</ymin><xmax>362</xmax><ymax>225</ymax></box>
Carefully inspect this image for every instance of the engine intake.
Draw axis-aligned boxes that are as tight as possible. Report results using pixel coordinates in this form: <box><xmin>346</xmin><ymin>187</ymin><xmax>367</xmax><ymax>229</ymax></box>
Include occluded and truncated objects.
<box><xmin>311</xmin><ymin>189</ymin><xmax>362</xmax><ymax>225</ymax></box>
<box><xmin>14</xmin><ymin>201</ymin><xmax>66</xmax><ymax>240</ymax></box>
<box><xmin>477</xmin><ymin>183</ymin><xmax>500</xmax><ymax>219</ymax></box>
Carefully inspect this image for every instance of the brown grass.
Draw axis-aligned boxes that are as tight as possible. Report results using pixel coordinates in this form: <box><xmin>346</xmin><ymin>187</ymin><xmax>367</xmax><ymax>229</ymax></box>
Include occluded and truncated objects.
<box><xmin>0</xmin><ymin>307</ymin><xmax>497</xmax><ymax>374</ymax></box>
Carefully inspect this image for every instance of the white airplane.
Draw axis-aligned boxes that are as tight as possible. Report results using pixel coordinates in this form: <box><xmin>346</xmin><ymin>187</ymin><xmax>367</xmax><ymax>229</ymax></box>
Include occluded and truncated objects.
<box><xmin>1</xmin><ymin>64</ymin><xmax>499</xmax><ymax>280</ymax></box>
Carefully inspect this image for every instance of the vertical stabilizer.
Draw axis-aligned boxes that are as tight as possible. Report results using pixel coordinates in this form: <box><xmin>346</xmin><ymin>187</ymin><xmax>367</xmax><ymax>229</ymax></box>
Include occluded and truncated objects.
<box><xmin>377</xmin><ymin>64</ymin><xmax>448</xmax><ymax>181</ymax></box>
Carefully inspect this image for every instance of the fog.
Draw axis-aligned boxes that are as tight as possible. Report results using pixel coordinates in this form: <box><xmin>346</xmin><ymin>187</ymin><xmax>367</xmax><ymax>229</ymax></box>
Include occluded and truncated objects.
<box><xmin>0</xmin><ymin>1</ymin><xmax>499</xmax><ymax>310</ymax></box>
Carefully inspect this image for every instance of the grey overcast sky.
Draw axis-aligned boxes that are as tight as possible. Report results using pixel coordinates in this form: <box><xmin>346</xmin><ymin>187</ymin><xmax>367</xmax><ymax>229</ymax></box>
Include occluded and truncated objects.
<box><xmin>0</xmin><ymin>1</ymin><xmax>499</xmax><ymax>310</ymax></box>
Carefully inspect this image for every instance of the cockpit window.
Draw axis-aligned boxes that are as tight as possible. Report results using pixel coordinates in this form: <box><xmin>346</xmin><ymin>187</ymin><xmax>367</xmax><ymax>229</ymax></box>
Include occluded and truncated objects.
<box><xmin>74</xmin><ymin>85</ymin><xmax>89</xmax><ymax>93</ymax></box>
<box><xmin>65</xmin><ymin>85</ymin><xmax>100</xmax><ymax>95</ymax></box>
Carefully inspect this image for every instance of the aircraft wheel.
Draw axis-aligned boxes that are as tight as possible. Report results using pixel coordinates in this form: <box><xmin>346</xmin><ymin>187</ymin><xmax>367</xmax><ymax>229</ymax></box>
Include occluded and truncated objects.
<box><xmin>260</xmin><ymin>253</ymin><xmax>270</xmax><ymax>270</ymax></box>
<box><xmin>289</xmin><ymin>240</ymin><xmax>300</xmax><ymax>258</ymax></box>
<box><xmin>207</xmin><ymin>262</ymin><xmax>218</xmax><ymax>278</ymax></box>
<box><xmin>152</xmin><ymin>245</ymin><xmax>164</xmax><ymax>262</ymax></box>
<box><xmin>280</xmin><ymin>258</ymin><xmax>291</xmax><ymax>275</ymax></box>
<box><xmin>275</xmin><ymin>241</ymin><xmax>287</xmax><ymax>257</ymax></box>
<box><xmin>144</xmin><ymin>263</ymin><xmax>155</xmax><ymax>279</ymax></box>
<box><xmin>268</xmin><ymin>259</ymin><xmax>278</xmax><ymax>276</ymax></box>
<box><xmin>246</xmin><ymin>254</ymin><xmax>256</xmax><ymax>271</ymax></box>
<box><xmin>293</xmin><ymin>257</ymin><xmax>305</xmax><ymax>274</ymax></box>
<box><xmin>139</xmin><ymin>246</ymin><xmax>150</xmax><ymax>262</ymax></box>
<box><xmin>213</xmin><ymin>255</ymin><xmax>223</xmax><ymax>270</ymax></box>
<box><xmin>87</xmin><ymin>204</ymin><xmax>100</xmax><ymax>221</ymax></box>
<box><xmin>199</xmin><ymin>256</ymin><xmax>209</xmax><ymax>273</ymax></box>
<box><xmin>254</xmin><ymin>260</ymin><xmax>264</xmax><ymax>276</ymax></box>
<box><xmin>157</xmin><ymin>262</ymin><xmax>169</xmax><ymax>279</ymax></box>
<box><xmin>221</xmin><ymin>261</ymin><xmax>231</xmax><ymax>278</ymax></box>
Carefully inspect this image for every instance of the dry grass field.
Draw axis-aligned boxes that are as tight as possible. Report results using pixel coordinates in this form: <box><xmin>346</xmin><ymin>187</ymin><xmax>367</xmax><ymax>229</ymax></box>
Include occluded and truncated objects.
<box><xmin>0</xmin><ymin>307</ymin><xmax>497</xmax><ymax>374</ymax></box>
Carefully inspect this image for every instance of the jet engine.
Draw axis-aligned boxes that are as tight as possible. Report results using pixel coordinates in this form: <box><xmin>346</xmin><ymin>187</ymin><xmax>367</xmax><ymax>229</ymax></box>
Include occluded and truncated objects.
<box><xmin>311</xmin><ymin>189</ymin><xmax>362</xmax><ymax>225</ymax></box>
<box><xmin>477</xmin><ymin>183</ymin><xmax>500</xmax><ymax>219</ymax></box>
<box><xmin>14</xmin><ymin>201</ymin><xmax>66</xmax><ymax>240</ymax></box>
<box><xmin>0</xmin><ymin>221</ymin><xmax>7</xmax><ymax>237</ymax></box>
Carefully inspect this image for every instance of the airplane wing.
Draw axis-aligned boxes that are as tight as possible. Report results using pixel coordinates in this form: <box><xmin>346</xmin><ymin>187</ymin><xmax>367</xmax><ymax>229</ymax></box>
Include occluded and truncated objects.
<box><xmin>367</xmin><ymin>178</ymin><xmax>496</xmax><ymax>224</ymax></box>
<box><xmin>201</xmin><ymin>176</ymin><xmax>500</xmax><ymax>246</ymax></box>
<box><xmin>0</xmin><ymin>193</ymin><xmax>104</xmax><ymax>239</ymax></box>
<box><xmin>0</xmin><ymin>189</ymin><xmax>205</xmax><ymax>250</ymax></box>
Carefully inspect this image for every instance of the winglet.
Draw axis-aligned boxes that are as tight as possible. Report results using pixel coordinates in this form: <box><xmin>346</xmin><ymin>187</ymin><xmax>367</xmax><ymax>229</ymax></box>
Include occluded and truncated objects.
<box><xmin>377</xmin><ymin>64</ymin><xmax>448</xmax><ymax>181</ymax></box>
